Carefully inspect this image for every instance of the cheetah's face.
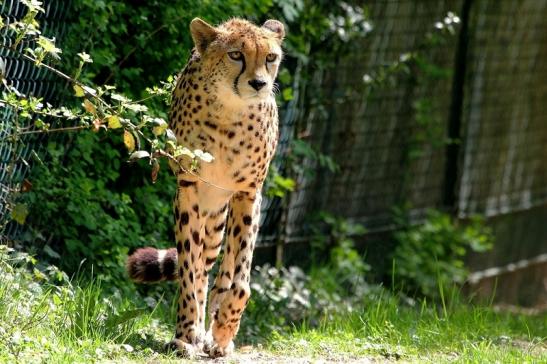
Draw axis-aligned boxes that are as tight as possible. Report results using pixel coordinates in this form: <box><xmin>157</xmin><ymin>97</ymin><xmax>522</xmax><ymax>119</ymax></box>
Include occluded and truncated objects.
<box><xmin>190</xmin><ymin>18</ymin><xmax>285</xmax><ymax>101</ymax></box>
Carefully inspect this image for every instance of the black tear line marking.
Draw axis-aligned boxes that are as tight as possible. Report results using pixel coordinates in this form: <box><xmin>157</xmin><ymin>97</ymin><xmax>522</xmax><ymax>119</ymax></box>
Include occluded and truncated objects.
<box><xmin>233</xmin><ymin>55</ymin><xmax>246</xmax><ymax>96</ymax></box>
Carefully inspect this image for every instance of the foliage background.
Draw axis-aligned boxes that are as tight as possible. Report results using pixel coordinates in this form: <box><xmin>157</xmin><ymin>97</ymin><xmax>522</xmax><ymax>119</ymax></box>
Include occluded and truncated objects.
<box><xmin>0</xmin><ymin>3</ymin><xmax>545</xmax><ymax>362</ymax></box>
<box><xmin>2</xmin><ymin>0</ymin><xmax>546</xmax><ymax>309</ymax></box>
<box><xmin>14</xmin><ymin>0</ymin><xmax>381</xmax><ymax>287</ymax></box>
<box><xmin>22</xmin><ymin>0</ymin><xmax>272</xmax><ymax>283</ymax></box>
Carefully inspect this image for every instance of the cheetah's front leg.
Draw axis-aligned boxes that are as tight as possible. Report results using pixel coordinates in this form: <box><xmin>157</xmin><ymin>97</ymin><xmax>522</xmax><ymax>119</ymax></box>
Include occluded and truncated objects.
<box><xmin>205</xmin><ymin>192</ymin><xmax>262</xmax><ymax>358</ymax></box>
<box><xmin>167</xmin><ymin>177</ymin><xmax>206</xmax><ymax>357</ymax></box>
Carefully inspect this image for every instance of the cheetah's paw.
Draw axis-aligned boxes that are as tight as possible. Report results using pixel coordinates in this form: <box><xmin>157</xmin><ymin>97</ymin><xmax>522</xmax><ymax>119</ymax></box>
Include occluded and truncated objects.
<box><xmin>164</xmin><ymin>339</ymin><xmax>200</xmax><ymax>358</ymax></box>
<box><xmin>205</xmin><ymin>340</ymin><xmax>234</xmax><ymax>358</ymax></box>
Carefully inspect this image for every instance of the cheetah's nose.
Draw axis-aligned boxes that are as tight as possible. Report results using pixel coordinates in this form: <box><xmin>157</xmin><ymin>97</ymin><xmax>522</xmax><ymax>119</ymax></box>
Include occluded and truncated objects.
<box><xmin>248</xmin><ymin>79</ymin><xmax>267</xmax><ymax>91</ymax></box>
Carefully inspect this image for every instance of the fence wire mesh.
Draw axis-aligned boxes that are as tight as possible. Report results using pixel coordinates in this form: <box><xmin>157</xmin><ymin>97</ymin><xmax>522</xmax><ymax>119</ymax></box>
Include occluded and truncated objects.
<box><xmin>1</xmin><ymin>0</ymin><xmax>546</xmax><ymax>264</ymax></box>
<box><xmin>457</xmin><ymin>0</ymin><xmax>547</xmax><ymax>218</ymax></box>
<box><xmin>0</xmin><ymin>0</ymin><xmax>71</xmax><ymax>237</ymax></box>
<box><xmin>282</xmin><ymin>0</ymin><xmax>463</xmax><ymax>242</ymax></box>
<box><xmin>273</xmin><ymin>0</ymin><xmax>547</xmax><ymax>246</ymax></box>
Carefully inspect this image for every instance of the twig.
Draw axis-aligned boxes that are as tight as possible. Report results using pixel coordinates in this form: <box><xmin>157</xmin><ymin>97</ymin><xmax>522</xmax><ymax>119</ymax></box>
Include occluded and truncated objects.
<box><xmin>13</xmin><ymin>125</ymin><xmax>88</xmax><ymax>136</ymax></box>
<box><xmin>153</xmin><ymin>149</ymin><xmax>235</xmax><ymax>193</ymax></box>
<box><xmin>0</xmin><ymin>45</ymin><xmax>111</xmax><ymax>112</ymax></box>
<box><xmin>0</xmin><ymin>45</ymin><xmax>148</xmax><ymax>136</ymax></box>
<box><xmin>0</xmin><ymin>100</ymin><xmax>79</xmax><ymax>120</ymax></box>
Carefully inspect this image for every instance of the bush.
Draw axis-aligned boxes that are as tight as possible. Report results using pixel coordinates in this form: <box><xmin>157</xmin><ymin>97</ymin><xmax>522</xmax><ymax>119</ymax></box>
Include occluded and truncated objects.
<box><xmin>241</xmin><ymin>260</ymin><xmax>386</xmax><ymax>343</ymax></box>
<box><xmin>391</xmin><ymin>209</ymin><xmax>493</xmax><ymax>299</ymax></box>
<box><xmin>0</xmin><ymin>244</ymin><xmax>160</xmax><ymax>361</ymax></box>
<box><xmin>0</xmin><ymin>245</ymin><xmax>66</xmax><ymax>357</ymax></box>
<box><xmin>308</xmin><ymin>212</ymin><xmax>373</xmax><ymax>307</ymax></box>
<box><xmin>22</xmin><ymin>131</ymin><xmax>174</xmax><ymax>286</ymax></box>
<box><xmin>8</xmin><ymin>0</ymin><xmax>373</xmax><ymax>289</ymax></box>
<box><xmin>241</xmin><ymin>213</ymin><xmax>381</xmax><ymax>342</ymax></box>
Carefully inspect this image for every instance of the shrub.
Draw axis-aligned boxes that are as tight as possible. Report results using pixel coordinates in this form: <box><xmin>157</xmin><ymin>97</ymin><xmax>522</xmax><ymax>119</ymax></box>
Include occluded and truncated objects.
<box><xmin>240</xmin><ymin>213</ymin><xmax>381</xmax><ymax>342</ymax></box>
<box><xmin>391</xmin><ymin>209</ymin><xmax>493</xmax><ymax>299</ymax></box>
<box><xmin>22</xmin><ymin>131</ymin><xmax>174</xmax><ymax>286</ymax></box>
<box><xmin>0</xmin><ymin>244</ymin><xmax>154</xmax><ymax>361</ymax></box>
<box><xmin>309</xmin><ymin>212</ymin><xmax>370</xmax><ymax>294</ymax></box>
<box><xmin>242</xmin><ymin>260</ymin><xmax>386</xmax><ymax>343</ymax></box>
<box><xmin>6</xmin><ymin>0</ymin><xmax>373</xmax><ymax>289</ymax></box>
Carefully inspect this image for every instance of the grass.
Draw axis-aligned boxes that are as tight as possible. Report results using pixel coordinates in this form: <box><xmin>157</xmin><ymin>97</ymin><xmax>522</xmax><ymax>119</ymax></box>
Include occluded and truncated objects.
<box><xmin>0</xmin><ymin>248</ymin><xmax>545</xmax><ymax>363</ymax></box>
<box><xmin>269</xmin><ymin>294</ymin><xmax>546</xmax><ymax>363</ymax></box>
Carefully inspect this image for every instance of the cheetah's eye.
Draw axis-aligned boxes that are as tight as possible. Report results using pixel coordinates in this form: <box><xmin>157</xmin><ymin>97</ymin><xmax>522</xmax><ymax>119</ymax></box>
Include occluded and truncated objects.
<box><xmin>228</xmin><ymin>51</ymin><xmax>243</xmax><ymax>61</ymax></box>
<box><xmin>266</xmin><ymin>53</ymin><xmax>278</xmax><ymax>63</ymax></box>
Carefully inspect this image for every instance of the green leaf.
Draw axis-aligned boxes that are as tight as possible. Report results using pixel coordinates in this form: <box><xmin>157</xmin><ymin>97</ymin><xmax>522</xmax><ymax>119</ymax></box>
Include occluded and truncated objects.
<box><xmin>173</xmin><ymin>146</ymin><xmax>194</xmax><ymax>159</ymax></box>
<box><xmin>34</xmin><ymin>119</ymin><xmax>45</xmax><ymax>129</ymax></box>
<box><xmin>11</xmin><ymin>203</ymin><xmax>29</xmax><ymax>225</ymax></box>
<box><xmin>282</xmin><ymin>87</ymin><xmax>294</xmax><ymax>101</ymax></box>
<box><xmin>21</xmin><ymin>0</ymin><xmax>45</xmax><ymax>13</ymax></box>
<box><xmin>107</xmin><ymin>115</ymin><xmax>122</xmax><ymax>129</ymax></box>
<box><xmin>125</xmin><ymin>103</ymin><xmax>148</xmax><ymax>113</ymax></box>
<box><xmin>77</xmin><ymin>52</ymin><xmax>93</xmax><ymax>63</ymax></box>
<box><xmin>151</xmin><ymin>118</ymin><xmax>168</xmax><ymax>136</ymax></box>
<box><xmin>166</xmin><ymin>129</ymin><xmax>177</xmax><ymax>142</ymax></box>
<box><xmin>37</xmin><ymin>36</ymin><xmax>62</xmax><ymax>59</ymax></box>
<box><xmin>278</xmin><ymin>68</ymin><xmax>292</xmax><ymax>84</ymax></box>
<box><xmin>111</xmin><ymin>93</ymin><xmax>130</xmax><ymax>103</ymax></box>
<box><xmin>43</xmin><ymin>245</ymin><xmax>61</xmax><ymax>259</ymax></box>
<box><xmin>73</xmin><ymin>85</ymin><xmax>85</xmax><ymax>97</ymax></box>
<box><xmin>0</xmin><ymin>57</ymin><xmax>5</xmax><ymax>79</ymax></box>
<box><xmin>193</xmin><ymin>149</ymin><xmax>214</xmax><ymax>163</ymax></box>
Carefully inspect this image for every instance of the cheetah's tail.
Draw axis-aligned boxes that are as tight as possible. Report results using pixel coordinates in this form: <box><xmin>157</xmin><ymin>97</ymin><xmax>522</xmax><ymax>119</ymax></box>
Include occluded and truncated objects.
<box><xmin>126</xmin><ymin>247</ymin><xmax>178</xmax><ymax>283</ymax></box>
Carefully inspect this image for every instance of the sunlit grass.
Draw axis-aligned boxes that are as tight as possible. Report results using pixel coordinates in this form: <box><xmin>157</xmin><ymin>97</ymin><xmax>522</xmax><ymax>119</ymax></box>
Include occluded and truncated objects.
<box><xmin>0</xmin><ymin>250</ymin><xmax>544</xmax><ymax>363</ymax></box>
<box><xmin>267</xmin><ymin>292</ymin><xmax>546</xmax><ymax>363</ymax></box>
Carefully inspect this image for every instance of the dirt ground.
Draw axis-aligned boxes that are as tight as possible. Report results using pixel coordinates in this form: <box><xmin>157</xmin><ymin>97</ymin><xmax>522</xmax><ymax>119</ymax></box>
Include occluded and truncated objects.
<box><xmin>206</xmin><ymin>353</ymin><xmax>379</xmax><ymax>364</ymax></box>
<box><xmin>194</xmin><ymin>346</ymin><xmax>384</xmax><ymax>364</ymax></box>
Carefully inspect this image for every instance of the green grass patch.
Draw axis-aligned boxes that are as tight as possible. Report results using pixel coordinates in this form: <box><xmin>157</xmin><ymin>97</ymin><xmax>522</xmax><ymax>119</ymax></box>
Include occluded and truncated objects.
<box><xmin>0</xmin><ymin>246</ymin><xmax>544</xmax><ymax>363</ymax></box>
<box><xmin>268</xmin><ymin>295</ymin><xmax>546</xmax><ymax>363</ymax></box>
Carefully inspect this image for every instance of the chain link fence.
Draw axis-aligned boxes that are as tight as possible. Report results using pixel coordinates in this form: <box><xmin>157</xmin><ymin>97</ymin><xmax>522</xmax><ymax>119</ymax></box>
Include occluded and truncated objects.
<box><xmin>1</xmin><ymin>1</ymin><xmax>546</xmax><ymax>281</ymax></box>
<box><xmin>457</xmin><ymin>0</ymin><xmax>547</xmax><ymax>218</ymax></box>
<box><xmin>281</xmin><ymin>0</ymin><xmax>463</xmax><ymax>242</ymax></box>
<box><xmin>267</xmin><ymin>0</ymin><xmax>547</xmax><ymax>278</ymax></box>
<box><xmin>0</xmin><ymin>0</ymin><xmax>71</xmax><ymax>237</ymax></box>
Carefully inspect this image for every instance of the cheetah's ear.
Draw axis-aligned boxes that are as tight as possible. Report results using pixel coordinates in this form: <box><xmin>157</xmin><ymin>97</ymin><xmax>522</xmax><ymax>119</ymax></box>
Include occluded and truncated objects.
<box><xmin>262</xmin><ymin>19</ymin><xmax>285</xmax><ymax>41</ymax></box>
<box><xmin>190</xmin><ymin>18</ymin><xmax>219</xmax><ymax>54</ymax></box>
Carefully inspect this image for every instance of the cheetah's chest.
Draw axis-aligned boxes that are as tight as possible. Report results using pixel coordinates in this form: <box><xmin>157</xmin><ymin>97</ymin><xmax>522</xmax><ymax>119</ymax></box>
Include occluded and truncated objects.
<box><xmin>172</xmin><ymin>98</ymin><xmax>278</xmax><ymax>191</ymax></box>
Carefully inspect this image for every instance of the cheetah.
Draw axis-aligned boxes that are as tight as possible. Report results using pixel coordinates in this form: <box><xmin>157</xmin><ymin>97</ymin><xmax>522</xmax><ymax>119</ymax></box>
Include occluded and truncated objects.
<box><xmin>126</xmin><ymin>17</ymin><xmax>285</xmax><ymax>357</ymax></box>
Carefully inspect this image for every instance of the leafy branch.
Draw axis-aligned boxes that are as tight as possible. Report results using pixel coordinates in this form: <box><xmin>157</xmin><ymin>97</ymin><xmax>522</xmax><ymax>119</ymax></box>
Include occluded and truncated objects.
<box><xmin>0</xmin><ymin>1</ymin><xmax>216</xmax><ymax>190</ymax></box>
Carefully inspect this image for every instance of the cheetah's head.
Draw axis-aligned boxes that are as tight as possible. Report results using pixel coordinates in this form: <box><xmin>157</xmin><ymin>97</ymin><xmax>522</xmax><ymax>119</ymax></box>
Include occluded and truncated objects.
<box><xmin>190</xmin><ymin>17</ymin><xmax>284</xmax><ymax>101</ymax></box>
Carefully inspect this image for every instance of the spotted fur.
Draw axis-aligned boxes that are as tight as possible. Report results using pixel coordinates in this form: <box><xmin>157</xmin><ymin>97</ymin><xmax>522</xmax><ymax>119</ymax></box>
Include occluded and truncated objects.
<box><xmin>126</xmin><ymin>17</ymin><xmax>284</xmax><ymax>358</ymax></box>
